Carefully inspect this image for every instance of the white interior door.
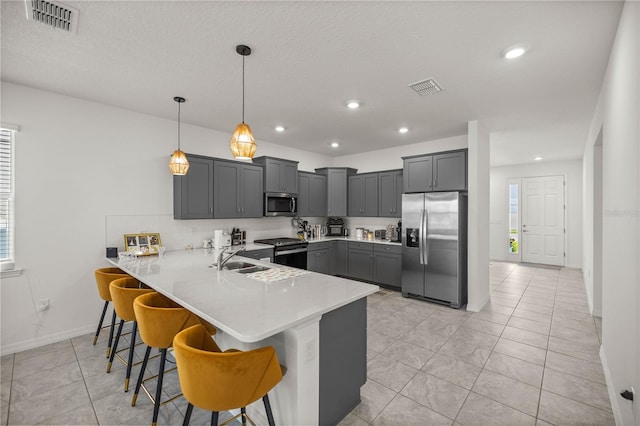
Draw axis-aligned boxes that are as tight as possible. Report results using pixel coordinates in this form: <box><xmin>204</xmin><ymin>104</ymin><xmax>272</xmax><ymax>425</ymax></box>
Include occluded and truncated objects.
<box><xmin>521</xmin><ymin>175</ymin><xmax>565</xmax><ymax>266</ymax></box>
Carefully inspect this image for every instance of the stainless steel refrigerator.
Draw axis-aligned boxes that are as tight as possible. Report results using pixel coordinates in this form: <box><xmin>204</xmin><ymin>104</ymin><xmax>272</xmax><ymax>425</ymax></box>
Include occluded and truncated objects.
<box><xmin>401</xmin><ymin>192</ymin><xmax>467</xmax><ymax>308</ymax></box>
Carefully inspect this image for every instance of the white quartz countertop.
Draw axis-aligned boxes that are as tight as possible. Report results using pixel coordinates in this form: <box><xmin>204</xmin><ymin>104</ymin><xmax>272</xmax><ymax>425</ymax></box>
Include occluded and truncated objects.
<box><xmin>106</xmin><ymin>249</ymin><xmax>378</xmax><ymax>343</ymax></box>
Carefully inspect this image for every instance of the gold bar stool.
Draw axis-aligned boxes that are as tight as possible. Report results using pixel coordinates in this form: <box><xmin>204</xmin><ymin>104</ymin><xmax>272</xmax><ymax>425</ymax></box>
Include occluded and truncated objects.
<box><xmin>94</xmin><ymin>267</ymin><xmax>129</xmax><ymax>357</ymax></box>
<box><xmin>107</xmin><ymin>277</ymin><xmax>155</xmax><ymax>391</ymax></box>
<box><xmin>132</xmin><ymin>292</ymin><xmax>218</xmax><ymax>426</ymax></box>
<box><xmin>173</xmin><ymin>324</ymin><xmax>284</xmax><ymax>426</ymax></box>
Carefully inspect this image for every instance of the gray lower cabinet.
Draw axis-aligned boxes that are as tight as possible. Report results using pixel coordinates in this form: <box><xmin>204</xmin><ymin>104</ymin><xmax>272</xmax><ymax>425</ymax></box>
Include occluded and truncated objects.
<box><xmin>373</xmin><ymin>244</ymin><xmax>402</xmax><ymax>288</ymax></box>
<box><xmin>403</xmin><ymin>149</ymin><xmax>467</xmax><ymax>193</ymax></box>
<box><xmin>308</xmin><ymin>242</ymin><xmax>331</xmax><ymax>274</ymax></box>
<box><xmin>298</xmin><ymin>172</ymin><xmax>327</xmax><ymax>217</ymax></box>
<box><xmin>241</xmin><ymin>248</ymin><xmax>274</xmax><ymax>263</ymax></box>
<box><xmin>316</xmin><ymin>167</ymin><xmax>357</xmax><ymax>217</ymax></box>
<box><xmin>213</xmin><ymin>160</ymin><xmax>264</xmax><ymax>218</ymax></box>
<box><xmin>347</xmin><ymin>241</ymin><xmax>401</xmax><ymax>287</ymax></box>
<box><xmin>335</xmin><ymin>240</ymin><xmax>348</xmax><ymax>276</ymax></box>
<box><xmin>173</xmin><ymin>154</ymin><xmax>214</xmax><ymax>219</ymax></box>
<box><xmin>319</xmin><ymin>298</ymin><xmax>367</xmax><ymax>426</ymax></box>
<box><xmin>348</xmin><ymin>173</ymin><xmax>379</xmax><ymax>217</ymax></box>
<box><xmin>347</xmin><ymin>242</ymin><xmax>374</xmax><ymax>281</ymax></box>
<box><xmin>378</xmin><ymin>170</ymin><xmax>403</xmax><ymax>218</ymax></box>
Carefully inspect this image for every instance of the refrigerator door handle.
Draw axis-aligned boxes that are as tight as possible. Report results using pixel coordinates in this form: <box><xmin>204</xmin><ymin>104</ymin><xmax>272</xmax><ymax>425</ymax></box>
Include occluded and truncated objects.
<box><xmin>422</xmin><ymin>208</ymin><xmax>429</xmax><ymax>265</ymax></box>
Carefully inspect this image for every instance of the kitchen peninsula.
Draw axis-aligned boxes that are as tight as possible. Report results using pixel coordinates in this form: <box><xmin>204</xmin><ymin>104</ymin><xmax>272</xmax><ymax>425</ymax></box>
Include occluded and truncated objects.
<box><xmin>107</xmin><ymin>248</ymin><xmax>378</xmax><ymax>425</ymax></box>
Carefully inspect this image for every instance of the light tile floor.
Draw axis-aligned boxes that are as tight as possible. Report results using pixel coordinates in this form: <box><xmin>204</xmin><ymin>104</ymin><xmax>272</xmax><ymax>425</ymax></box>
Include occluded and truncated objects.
<box><xmin>0</xmin><ymin>262</ymin><xmax>613</xmax><ymax>425</ymax></box>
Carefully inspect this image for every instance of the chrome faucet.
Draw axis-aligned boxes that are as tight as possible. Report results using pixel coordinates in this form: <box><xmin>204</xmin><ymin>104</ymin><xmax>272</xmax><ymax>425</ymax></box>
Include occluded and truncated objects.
<box><xmin>217</xmin><ymin>246</ymin><xmax>246</xmax><ymax>269</ymax></box>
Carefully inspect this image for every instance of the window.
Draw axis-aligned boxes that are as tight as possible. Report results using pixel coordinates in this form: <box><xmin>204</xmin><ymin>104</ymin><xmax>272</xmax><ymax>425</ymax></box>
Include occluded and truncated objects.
<box><xmin>508</xmin><ymin>182</ymin><xmax>519</xmax><ymax>254</ymax></box>
<box><xmin>0</xmin><ymin>128</ymin><xmax>15</xmax><ymax>266</ymax></box>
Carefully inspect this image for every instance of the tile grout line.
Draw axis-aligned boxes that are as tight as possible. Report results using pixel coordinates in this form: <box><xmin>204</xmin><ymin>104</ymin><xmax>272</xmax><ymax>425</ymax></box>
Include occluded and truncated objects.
<box><xmin>71</xmin><ymin>337</ymin><xmax>101</xmax><ymax>426</ymax></box>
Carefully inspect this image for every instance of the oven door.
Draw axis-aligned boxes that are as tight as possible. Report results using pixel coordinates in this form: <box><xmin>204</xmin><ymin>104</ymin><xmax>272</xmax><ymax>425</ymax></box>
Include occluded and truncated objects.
<box><xmin>274</xmin><ymin>247</ymin><xmax>307</xmax><ymax>269</ymax></box>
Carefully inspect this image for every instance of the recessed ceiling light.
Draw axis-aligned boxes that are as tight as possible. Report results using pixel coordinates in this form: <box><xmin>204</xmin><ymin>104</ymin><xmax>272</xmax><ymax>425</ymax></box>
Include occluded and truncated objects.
<box><xmin>398</xmin><ymin>127</ymin><xmax>409</xmax><ymax>134</ymax></box>
<box><xmin>346</xmin><ymin>101</ymin><xmax>360</xmax><ymax>109</ymax></box>
<box><xmin>275</xmin><ymin>126</ymin><xmax>285</xmax><ymax>132</ymax></box>
<box><xmin>330</xmin><ymin>142</ymin><xmax>340</xmax><ymax>148</ymax></box>
<box><xmin>504</xmin><ymin>46</ymin><xmax>526</xmax><ymax>59</ymax></box>
<box><xmin>534</xmin><ymin>156</ymin><xmax>543</xmax><ymax>161</ymax></box>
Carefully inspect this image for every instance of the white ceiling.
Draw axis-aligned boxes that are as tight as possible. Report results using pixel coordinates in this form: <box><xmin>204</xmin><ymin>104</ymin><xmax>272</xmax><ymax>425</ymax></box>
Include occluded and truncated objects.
<box><xmin>1</xmin><ymin>0</ymin><xmax>623</xmax><ymax>166</ymax></box>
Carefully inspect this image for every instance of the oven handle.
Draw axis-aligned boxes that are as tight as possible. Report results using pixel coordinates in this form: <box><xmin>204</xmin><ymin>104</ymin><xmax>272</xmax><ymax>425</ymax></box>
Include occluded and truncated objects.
<box><xmin>275</xmin><ymin>247</ymin><xmax>308</xmax><ymax>256</ymax></box>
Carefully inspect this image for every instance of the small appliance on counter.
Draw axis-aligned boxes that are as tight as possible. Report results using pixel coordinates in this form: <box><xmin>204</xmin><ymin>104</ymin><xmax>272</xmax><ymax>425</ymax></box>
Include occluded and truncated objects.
<box><xmin>374</xmin><ymin>229</ymin><xmax>387</xmax><ymax>240</ymax></box>
<box><xmin>231</xmin><ymin>228</ymin><xmax>246</xmax><ymax>246</ymax></box>
<box><xmin>326</xmin><ymin>217</ymin><xmax>345</xmax><ymax>236</ymax></box>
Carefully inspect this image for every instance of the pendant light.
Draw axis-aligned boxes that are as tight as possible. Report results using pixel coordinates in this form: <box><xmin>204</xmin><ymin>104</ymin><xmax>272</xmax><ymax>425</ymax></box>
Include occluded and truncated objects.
<box><xmin>229</xmin><ymin>44</ymin><xmax>257</xmax><ymax>160</ymax></box>
<box><xmin>169</xmin><ymin>96</ymin><xmax>189</xmax><ymax>175</ymax></box>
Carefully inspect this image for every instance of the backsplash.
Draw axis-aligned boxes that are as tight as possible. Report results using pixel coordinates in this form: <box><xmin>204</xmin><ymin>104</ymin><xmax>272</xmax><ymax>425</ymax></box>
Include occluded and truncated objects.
<box><xmin>105</xmin><ymin>215</ymin><xmax>402</xmax><ymax>252</ymax></box>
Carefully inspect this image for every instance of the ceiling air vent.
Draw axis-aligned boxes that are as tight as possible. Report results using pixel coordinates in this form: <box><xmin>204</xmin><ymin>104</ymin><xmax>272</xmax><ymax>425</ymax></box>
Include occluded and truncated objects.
<box><xmin>408</xmin><ymin>78</ymin><xmax>443</xmax><ymax>96</ymax></box>
<box><xmin>24</xmin><ymin>0</ymin><xmax>79</xmax><ymax>34</ymax></box>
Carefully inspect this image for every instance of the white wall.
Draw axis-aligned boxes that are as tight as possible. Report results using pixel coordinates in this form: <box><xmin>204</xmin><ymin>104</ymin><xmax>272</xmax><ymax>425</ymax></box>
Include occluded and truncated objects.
<box><xmin>583</xmin><ymin>2</ymin><xmax>639</xmax><ymax>424</ymax></box>
<box><xmin>489</xmin><ymin>159</ymin><xmax>583</xmax><ymax>269</ymax></box>
<box><xmin>0</xmin><ymin>81</ymin><xmax>333</xmax><ymax>355</ymax></box>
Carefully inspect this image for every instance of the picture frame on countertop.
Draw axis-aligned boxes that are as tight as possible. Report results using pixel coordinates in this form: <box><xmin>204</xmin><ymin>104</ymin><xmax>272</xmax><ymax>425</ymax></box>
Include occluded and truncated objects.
<box><xmin>124</xmin><ymin>233</ymin><xmax>162</xmax><ymax>256</ymax></box>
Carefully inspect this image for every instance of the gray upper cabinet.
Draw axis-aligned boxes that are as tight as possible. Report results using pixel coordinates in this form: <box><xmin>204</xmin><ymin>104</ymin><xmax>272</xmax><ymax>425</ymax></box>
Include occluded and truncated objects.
<box><xmin>253</xmin><ymin>156</ymin><xmax>299</xmax><ymax>194</ymax></box>
<box><xmin>378</xmin><ymin>170</ymin><xmax>403</xmax><ymax>217</ymax></box>
<box><xmin>213</xmin><ymin>160</ymin><xmax>264</xmax><ymax>218</ymax></box>
<box><xmin>403</xmin><ymin>149</ymin><xmax>467</xmax><ymax>193</ymax></box>
<box><xmin>348</xmin><ymin>173</ymin><xmax>379</xmax><ymax>217</ymax></box>
<box><xmin>298</xmin><ymin>172</ymin><xmax>327</xmax><ymax>217</ymax></box>
<box><xmin>316</xmin><ymin>168</ymin><xmax>357</xmax><ymax>217</ymax></box>
<box><xmin>173</xmin><ymin>154</ymin><xmax>214</xmax><ymax>219</ymax></box>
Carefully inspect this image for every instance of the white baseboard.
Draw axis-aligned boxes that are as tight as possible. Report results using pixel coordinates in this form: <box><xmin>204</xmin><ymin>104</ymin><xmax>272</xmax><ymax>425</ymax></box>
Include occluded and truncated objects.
<box><xmin>0</xmin><ymin>325</ymin><xmax>95</xmax><ymax>356</ymax></box>
<box><xmin>467</xmin><ymin>293</ymin><xmax>490</xmax><ymax>312</ymax></box>
<box><xmin>600</xmin><ymin>346</ymin><xmax>623</xmax><ymax>425</ymax></box>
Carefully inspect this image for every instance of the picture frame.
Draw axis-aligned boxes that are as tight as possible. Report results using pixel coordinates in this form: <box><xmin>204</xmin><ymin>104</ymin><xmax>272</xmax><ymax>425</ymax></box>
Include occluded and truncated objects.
<box><xmin>124</xmin><ymin>233</ymin><xmax>162</xmax><ymax>256</ymax></box>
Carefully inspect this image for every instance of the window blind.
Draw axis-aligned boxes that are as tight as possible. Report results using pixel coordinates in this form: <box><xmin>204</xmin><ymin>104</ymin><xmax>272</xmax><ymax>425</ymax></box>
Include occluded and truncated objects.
<box><xmin>0</xmin><ymin>129</ymin><xmax>14</xmax><ymax>262</ymax></box>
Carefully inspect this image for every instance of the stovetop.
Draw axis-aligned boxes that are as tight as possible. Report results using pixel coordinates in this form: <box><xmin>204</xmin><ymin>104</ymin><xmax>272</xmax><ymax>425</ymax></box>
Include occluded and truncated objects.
<box><xmin>254</xmin><ymin>237</ymin><xmax>307</xmax><ymax>247</ymax></box>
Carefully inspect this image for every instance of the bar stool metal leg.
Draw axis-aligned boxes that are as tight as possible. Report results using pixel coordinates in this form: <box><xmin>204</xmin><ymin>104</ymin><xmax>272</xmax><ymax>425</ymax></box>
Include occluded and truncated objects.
<box><xmin>106</xmin><ymin>319</ymin><xmax>125</xmax><ymax>373</ymax></box>
<box><xmin>106</xmin><ymin>310</ymin><xmax>117</xmax><ymax>358</ymax></box>
<box><xmin>182</xmin><ymin>403</ymin><xmax>193</xmax><ymax>426</ymax></box>
<box><xmin>152</xmin><ymin>348</ymin><xmax>167</xmax><ymax>426</ymax></box>
<box><xmin>132</xmin><ymin>346</ymin><xmax>152</xmax><ymax>406</ymax></box>
<box><xmin>211</xmin><ymin>411</ymin><xmax>218</xmax><ymax>426</ymax></box>
<box><xmin>263</xmin><ymin>395</ymin><xmax>275</xmax><ymax>426</ymax></box>
<box><xmin>124</xmin><ymin>321</ymin><xmax>138</xmax><ymax>392</ymax></box>
<box><xmin>93</xmin><ymin>301</ymin><xmax>110</xmax><ymax>345</ymax></box>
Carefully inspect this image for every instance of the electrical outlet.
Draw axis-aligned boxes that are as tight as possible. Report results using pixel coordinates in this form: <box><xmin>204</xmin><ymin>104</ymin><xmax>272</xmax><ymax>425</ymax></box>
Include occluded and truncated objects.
<box><xmin>38</xmin><ymin>298</ymin><xmax>49</xmax><ymax>312</ymax></box>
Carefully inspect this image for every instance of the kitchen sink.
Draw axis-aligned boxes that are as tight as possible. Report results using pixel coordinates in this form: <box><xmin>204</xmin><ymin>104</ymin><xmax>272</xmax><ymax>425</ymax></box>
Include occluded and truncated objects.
<box><xmin>222</xmin><ymin>261</ymin><xmax>255</xmax><ymax>270</ymax></box>
<box><xmin>236</xmin><ymin>266</ymin><xmax>271</xmax><ymax>274</ymax></box>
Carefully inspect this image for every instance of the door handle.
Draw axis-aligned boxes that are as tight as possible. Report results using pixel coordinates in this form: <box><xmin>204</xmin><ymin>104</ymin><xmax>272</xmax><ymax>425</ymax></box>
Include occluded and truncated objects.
<box><xmin>423</xmin><ymin>209</ymin><xmax>429</xmax><ymax>265</ymax></box>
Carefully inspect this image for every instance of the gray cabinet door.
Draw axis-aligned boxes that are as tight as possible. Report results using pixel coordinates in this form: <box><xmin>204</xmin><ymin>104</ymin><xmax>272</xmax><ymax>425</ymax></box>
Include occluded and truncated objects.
<box><xmin>307</xmin><ymin>250</ymin><xmax>317</xmax><ymax>272</ymax></box>
<box><xmin>282</xmin><ymin>162</ymin><xmax>298</xmax><ymax>193</ymax></box>
<box><xmin>378</xmin><ymin>170</ymin><xmax>402</xmax><ymax>218</ymax></box>
<box><xmin>433</xmin><ymin>150</ymin><xmax>467</xmax><ymax>191</ymax></box>
<box><xmin>240</xmin><ymin>164</ymin><xmax>264</xmax><ymax>217</ymax></box>
<box><xmin>297</xmin><ymin>172</ymin><xmax>311</xmax><ymax>216</ymax></box>
<box><xmin>373</xmin><ymin>251</ymin><xmax>402</xmax><ymax>288</ymax></box>
<box><xmin>298</xmin><ymin>172</ymin><xmax>327</xmax><ymax>217</ymax></box>
<box><xmin>403</xmin><ymin>155</ymin><xmax>433</xmax><ymax>193</ymax></box>
<box><xmin>213</xmin><ymin>161</ymin><xmax>240</xmax><ymax>218</ymax></box>
<box><xmin>348</xmin><ymin>175</ymin><xmax>363</xmax><ymax>216</ymax></box>
<box><xmin>349</xmin><ymin>174</ymin><xmax>378</xmax><ymax>217</ymax></box>
<box><xmin>315</xmin><ymin>248</ymin><xmax>331</xmax><ymax>274</ymax></box>
<box><xmin>173</xmin><ymin>155</ymin><xmax>214</xmax><ymax>219</ymax></box>
<box><xmin>309</xmin><ymin>173</ymin><xmax>327</xmax><ymax>216</ymax></box>
<box><xmin>257</xmin><ymin>157</ymin><xmax>299</xmax><ymax>193</ymax></box>
<box><xmin>336</xmin><ymin>241</ymin><xmax>348</xmax><ymax>276</ymax></box>
<box><xmin>348</xmin><ymin>243</ymin><xmax>374</xmax><ymax>281</ymax></box>
<box><xmin>213</xmin><ymin>161</ymin><xmax>263</xmax><ymax>218</ymax></box>
<box><xmin>327</xmin><ymin>169</ymin><xmax>348</xmax><ymax>217</ymax></box>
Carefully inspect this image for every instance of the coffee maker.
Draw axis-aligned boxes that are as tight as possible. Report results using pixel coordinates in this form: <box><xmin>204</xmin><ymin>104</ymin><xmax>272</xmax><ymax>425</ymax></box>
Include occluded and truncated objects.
<box><xmin>326</xmin><ymin>217</ymin><xmax>345</xmax><ymax>236</ymax></box>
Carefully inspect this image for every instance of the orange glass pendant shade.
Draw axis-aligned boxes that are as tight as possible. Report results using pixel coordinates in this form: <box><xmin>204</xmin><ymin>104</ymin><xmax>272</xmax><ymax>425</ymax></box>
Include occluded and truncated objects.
<box><xmin>169</xmin><ymin>149</ymin><xmax>189</xmax><ymax>175</ymax></box>
<box><xmin>230</xmin><ymin>122</ymin><xmax>257</xmax><ymax>160</ymax></box>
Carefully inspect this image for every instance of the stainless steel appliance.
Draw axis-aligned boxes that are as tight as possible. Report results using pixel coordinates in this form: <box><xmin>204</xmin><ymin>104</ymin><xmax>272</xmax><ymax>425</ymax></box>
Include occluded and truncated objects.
<box><xmin>401</xmin><ymin>192</ymin><xmax>467</xmax><ymax>308</ymax></box>
<box><xmin>253</xmin><ymin>237</ymin><xmax>308</xmax><ymax>269</ymax></box>
<box><xmin>326</xmin><ymin>217</ymin><xmax>345</xmax><ymax>236</ymax></box>
<box><xmin>264</xmin><ymin>193</ymin><xmax>297</xmax><ymax>217</ymax></box>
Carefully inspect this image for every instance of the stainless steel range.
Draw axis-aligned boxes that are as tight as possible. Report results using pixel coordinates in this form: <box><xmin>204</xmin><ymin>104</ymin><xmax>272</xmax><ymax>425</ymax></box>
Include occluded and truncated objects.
<box><xmin>253</xmin><ymin>237</ymin><xmax>308</xmax><ymax>269</ymax></box>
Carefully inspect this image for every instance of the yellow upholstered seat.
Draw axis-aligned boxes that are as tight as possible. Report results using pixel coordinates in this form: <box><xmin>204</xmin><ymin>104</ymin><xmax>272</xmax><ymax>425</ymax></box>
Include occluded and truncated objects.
<box><xmin>93</xmin><ymin>267</ymin><xmax>129</xmax><ymax>357</ymax></box>
<box><xmin>132</xmin><ymin>292</ymin><xmax>217</xmax><ymax>426</ymax></box>
<box><xmin>173</xmin><ymin>324</ymin><xmax>284</xmax><ymax>426</ymax></box>
<box><xmin>107</xmin><ymin>277</ymin><xmax>155</xmax><ymax>391</ymax></box>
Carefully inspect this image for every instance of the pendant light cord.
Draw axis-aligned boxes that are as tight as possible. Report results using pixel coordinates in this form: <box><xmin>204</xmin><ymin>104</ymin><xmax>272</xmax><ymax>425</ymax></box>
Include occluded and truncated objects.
<box><xmin>242</xmin><ymin>54</ymin><xmax>245</xmax><ymax>124</ymax></box>
<box><xmin>177</xmin><ymin>101</ymin><xmax>182</xmax><ymax>150</ymax></box>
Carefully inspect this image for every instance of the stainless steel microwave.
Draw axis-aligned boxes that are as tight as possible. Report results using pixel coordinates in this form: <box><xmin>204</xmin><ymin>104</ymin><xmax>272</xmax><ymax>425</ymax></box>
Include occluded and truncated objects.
<box><xmin>264</xmin><ymin>193</ymin><xmax>297</xmax><ymax>217</ymax></box>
